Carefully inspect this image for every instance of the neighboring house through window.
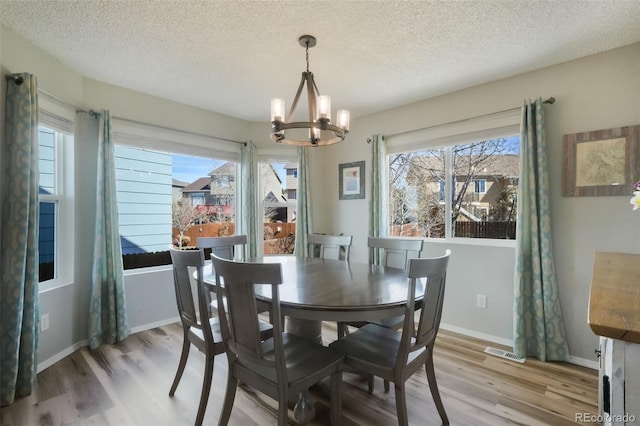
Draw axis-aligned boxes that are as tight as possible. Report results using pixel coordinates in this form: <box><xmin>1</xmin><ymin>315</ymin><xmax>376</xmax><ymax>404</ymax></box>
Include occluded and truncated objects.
<box><xmin>388</xmin><ymin>136</ymin><xmax>519</xmax><ymax>240</ymax></box>
<box><xmin>113</xmin><ymin>121</ymin><xmax>241</xmax><ymax>268</ymax></box>
<box><xmin>260</xmin><ymin>160</ymin><xmax>297</xmax><ymax>255</ymax></box>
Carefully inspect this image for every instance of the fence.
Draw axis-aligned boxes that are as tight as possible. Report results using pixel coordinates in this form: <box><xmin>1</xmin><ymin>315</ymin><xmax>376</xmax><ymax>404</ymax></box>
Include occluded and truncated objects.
<box><xmin>389</xmin><ymin>221</ymin><xmax>516</xmax><ymax>239</ymax></box>
<box><xmin>173</xmin><ymin>221</ymin><xmax>297</xmax><ymax>254</ymax></box>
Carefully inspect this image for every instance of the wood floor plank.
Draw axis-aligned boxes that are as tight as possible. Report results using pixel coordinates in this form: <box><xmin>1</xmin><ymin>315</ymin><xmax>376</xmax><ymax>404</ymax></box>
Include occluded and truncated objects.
<box><xmin>1</xmin><ymin>326</ymin><xmax>598</xmax><ymax>425</ymax></box>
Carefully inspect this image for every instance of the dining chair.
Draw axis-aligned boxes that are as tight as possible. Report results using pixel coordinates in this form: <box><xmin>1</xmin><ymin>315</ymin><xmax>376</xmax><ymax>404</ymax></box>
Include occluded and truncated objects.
<box><xmin>168</xmin><ymin>246</ymin><xmax>223</xmax><ymax>426</ymax></box>
<box><xmin>197</xmin><ymin>234</ymin><xmax>247</xmax><ymax>261</ymax></box>
<box><xmin>168</xmin><ymin>246</ymin><xmax>271</xmax><ymax>426</ymax></box>
<box><xmin>197</xmin><ymin>234</ymin><xmax>248</xmax><ymax>313</ymax></box>
<box><xmin>210</xmin><ymin>254</ymin><xmax>344</xmax><ymax>426</ymax></box>
<box><xmin>368</xmin><ymin>236</ymin><xmax>424</xmax><ymax>270</ymax></box>
<box><xmin>330</xmin><ymin>250</ymin><xmax>451</xmax><ymax>426</ymax></box>
<box><xmin>338</xmin><ymin>237</ymin><xmax>425</xmax><ymax>339</ymax></box>
<box><xmin>307</xmin><ymin>233</ymin><xmax>352</xmax><ymax>261</ymax></box>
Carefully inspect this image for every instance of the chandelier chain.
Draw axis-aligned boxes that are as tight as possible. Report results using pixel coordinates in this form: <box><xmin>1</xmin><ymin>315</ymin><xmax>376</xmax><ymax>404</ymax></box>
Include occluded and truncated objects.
<box><xmin>305</xmin><ymin>42</ymin><xmax>310</xmax><ymax>73</ymax></box>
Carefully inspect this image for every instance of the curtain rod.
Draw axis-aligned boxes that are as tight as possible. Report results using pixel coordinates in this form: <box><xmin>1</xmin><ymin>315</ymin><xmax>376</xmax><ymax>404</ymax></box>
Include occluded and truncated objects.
<box><xmin>35</xmin><ymin>87</ymin><xmax>247</xmax><ymax>146</ymax></box>
<box><xmin>7</xmin><ymin>74</ymin><xmax>25</xmax><ymax>85</ymax></box>
<box><xmin>381</xmin><ymin>97</ymin><xmax>555</xmax><ymax>141</ymax></box>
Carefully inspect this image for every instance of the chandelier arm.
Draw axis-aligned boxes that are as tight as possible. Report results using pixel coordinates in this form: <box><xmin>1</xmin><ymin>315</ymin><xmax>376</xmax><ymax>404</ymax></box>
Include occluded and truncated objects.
<box><xmin>305</xmin><ymin>72</ymin><xmax>317</xmax><ymax>123</ymax></box>
<box><xmin>287</xmin><ymin>73</ymin><xmax>307</xmax><ymax>123</ymax></box>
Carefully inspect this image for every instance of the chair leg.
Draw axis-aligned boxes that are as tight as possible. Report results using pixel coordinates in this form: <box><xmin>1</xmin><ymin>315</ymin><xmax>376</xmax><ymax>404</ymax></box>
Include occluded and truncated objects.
<box><xmin>195</xmin><ymin>356</ymin><xmax>214</xmax><ymax>426</ymax></box>
<box><xmin>393</xmin><ymin>382</ymin><xmax>408</xmax><ymax>426</ymax></box>
<box><xmin>277</xmin><ymin>390</ymin><xmax>289</xmax><ymax>426</ymax></box>
<box><xmin>330</xmin><ymin>369</ymin><xmax>342</xmax><ymax>425</ymax></box>
<box><xmin>383</xmin><ymin>379</ymin><xmax>390</xmax><ymax>393</ymax></box>
<box><xmin>218</xmin><ymin>368</ymin><xmax>238</xmax><ymax>426</ymax></box>
<box><xmin>367</xmin><ymin>374</ymin><xmax>374</xmax><ymax>393</ymax></box>
<box><xmin>169</xmin><ymin>334</ymin><xmax>190</xmax><ymax>396</ymax></box>
<box><xmin>425</xmin><ymin>349</ymin><xmax>449</xmax><ymax>425</ymax></box>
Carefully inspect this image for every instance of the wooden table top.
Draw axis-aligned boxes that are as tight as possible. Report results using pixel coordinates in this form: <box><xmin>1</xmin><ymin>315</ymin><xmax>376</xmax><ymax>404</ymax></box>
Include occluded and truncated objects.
<box><xmin>588</xmin><ymin>252</ymin><xmax>640</xmax><ymax>344</ymax></box>
<box><xmin>203</xmin><ymin>255</ymin><xmax>420</xmax><ymax>322</ymax></box>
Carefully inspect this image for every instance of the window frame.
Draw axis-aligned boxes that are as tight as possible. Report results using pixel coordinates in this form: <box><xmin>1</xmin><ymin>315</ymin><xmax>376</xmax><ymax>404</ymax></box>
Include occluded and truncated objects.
<box><xmin>256</xmin><ymin>152</ymin><xmax>298</xmax><ymax>257</ymax></box>
<box><xmin>474</xmin><ymin>178</ymin><xmax>487</xmax><ymax>194</ymax></box>
<box><xmin>385</xmin><ymin>109</ymin><xmax>521</xmax><ymax>246</ymax></box>
<box><xmin>112</xmin><ymin>119</ymin><xmax>242</xmax><ymax>271</ymax></box>
<box><xmin>37</xmin><ymin>123</ymin><xmax>74</xmax><ymax>293</ymax></box>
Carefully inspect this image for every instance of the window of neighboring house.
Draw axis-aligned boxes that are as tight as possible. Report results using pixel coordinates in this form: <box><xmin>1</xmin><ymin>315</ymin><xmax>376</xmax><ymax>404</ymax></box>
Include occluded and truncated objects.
<box><xmin>388</xmin><ymin>136</ymin><xmax>519</xmax><ymax>240</ymax></box>
<box><xmin>37</xmin><ymin>121</ymin><xmax>74</xmax><ymax>291</ymax></box>
<box><xmin>259</xmin><ymin>159</ymin><xmax>297</xmax><ymax>255</ymax></box>
<box><xmin>114</xmin><ymin>144</ymin><xmax>238</xmax><ymax>268</ymax></box>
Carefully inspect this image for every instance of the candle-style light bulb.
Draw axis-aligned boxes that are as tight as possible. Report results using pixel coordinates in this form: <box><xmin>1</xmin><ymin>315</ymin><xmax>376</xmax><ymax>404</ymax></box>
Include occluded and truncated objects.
<box><xmin>317</xmin><ymin>95</ymin><xmax>331</xmax><ymax>120</ymax></box>
<box><xmin>337</xmin><ymin>109</ymin><xmax>350</xmax><ymax>131</ymax></box>
<box><xmin>271</xmin><ymin>98</ymin><xmax>285</xmax><ymax>122</ymax></box>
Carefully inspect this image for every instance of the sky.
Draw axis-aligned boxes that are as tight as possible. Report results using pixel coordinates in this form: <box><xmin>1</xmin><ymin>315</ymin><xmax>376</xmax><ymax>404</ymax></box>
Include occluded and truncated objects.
<box><xmin>172</xmin><ymin>154</ymin><xmax>286</xmax><ymax>186</ymax></box>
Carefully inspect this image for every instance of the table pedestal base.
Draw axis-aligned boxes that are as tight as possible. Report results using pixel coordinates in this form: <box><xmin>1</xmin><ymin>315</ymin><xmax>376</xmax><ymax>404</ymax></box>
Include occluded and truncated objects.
<box><xmin>285</xmin><ymin>318</ymin><xmax>322</xmax><ymax>424</ymax></box>
<box><xmin>285</xmin><ymin>318</ymin><xmax>322</xmax><ymax>345</ymax></box>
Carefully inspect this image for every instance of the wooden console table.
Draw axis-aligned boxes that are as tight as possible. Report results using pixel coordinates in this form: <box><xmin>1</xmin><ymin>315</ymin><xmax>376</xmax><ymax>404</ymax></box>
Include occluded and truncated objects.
<box><xmin>588</xmin><ymin>252</ymin><xmax>640</xmax><ymax>426</ymax></box>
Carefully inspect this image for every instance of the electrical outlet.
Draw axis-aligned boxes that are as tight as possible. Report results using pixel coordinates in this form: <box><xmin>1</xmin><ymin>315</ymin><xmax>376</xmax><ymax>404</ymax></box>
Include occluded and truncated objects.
<box><xmin>476</xmin><ymin>295</ymin><xmax>487</xmax><ymax>309</ymax></box>
<box><xmin>41</xmin><ymin>314</ymin><xmax>49</xmax><ymax>332</ymax></box>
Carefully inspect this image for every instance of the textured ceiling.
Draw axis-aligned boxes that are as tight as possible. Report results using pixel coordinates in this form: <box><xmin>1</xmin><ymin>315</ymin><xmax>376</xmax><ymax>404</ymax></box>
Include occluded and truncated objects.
<box><xmin>1</xmin><ymin>1</ymin><xmax>640</xmax><ymax>122</ymax></box>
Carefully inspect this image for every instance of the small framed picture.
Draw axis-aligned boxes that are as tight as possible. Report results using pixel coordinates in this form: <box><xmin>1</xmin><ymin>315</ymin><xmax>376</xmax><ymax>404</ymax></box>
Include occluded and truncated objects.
<box><xmin>562</xmin><ymin>125</ymin><xmax>639</xmax><ymax>196</ymax></box>
<box><xmin>339</xmin><ymin>161</ymin><xmax>365</xmax><ymax>200</ymax></box>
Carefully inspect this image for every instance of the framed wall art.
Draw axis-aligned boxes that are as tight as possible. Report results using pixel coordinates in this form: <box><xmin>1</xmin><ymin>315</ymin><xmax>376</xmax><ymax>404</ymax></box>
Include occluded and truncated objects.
<box><xmin>339</xmin><ymin>161</ymin><xmax>365</xmax><ymax>200</ymax></box>
<box><xmin>562</xmin><ymin>125</ymin><xmax>640</xmax><ymax>197</ymax></box>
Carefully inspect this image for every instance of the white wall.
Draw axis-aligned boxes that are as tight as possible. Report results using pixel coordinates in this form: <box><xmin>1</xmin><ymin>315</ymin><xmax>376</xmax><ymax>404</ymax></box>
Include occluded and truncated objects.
<box><xmin>310</xmin><ymin>42</ymin><xmax>640</xmax><ymax>363</ymax></box>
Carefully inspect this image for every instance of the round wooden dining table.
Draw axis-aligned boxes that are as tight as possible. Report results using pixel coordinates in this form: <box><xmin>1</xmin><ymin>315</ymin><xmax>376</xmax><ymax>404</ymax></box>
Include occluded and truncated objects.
<box><xmin>202</xmin><ymin>255</ymin><xmax>419</xmax><ymax>424</ymax></box>
<box><xmin>202</xmin><ymin>254</ymin><xmax>421</xmax><ymax>324</ymax></box>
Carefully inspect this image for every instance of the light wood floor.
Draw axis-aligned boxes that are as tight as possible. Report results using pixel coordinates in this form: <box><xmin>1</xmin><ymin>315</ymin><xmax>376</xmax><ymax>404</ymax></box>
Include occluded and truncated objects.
<box><xmin>1</xmin><ymin>323</ymin><xmax>598</xmax><ymax>426</ymax></box>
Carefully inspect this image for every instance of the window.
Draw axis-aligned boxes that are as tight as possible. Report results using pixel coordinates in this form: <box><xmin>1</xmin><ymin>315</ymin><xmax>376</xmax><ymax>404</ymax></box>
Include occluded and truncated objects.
<box><xmin>474</xmin><ymin>179</ymin><xmax>486</xmax><ymax>194</ymax></box>
<box><xmin>114</xmin><ymin>145</ymin><xmax>238</xmax><ymax>267</ymax></box>
<box><xmin>388</xmin><ymin>136</ymin><xmax>519</xmax><ymax>240</ymax></box>
<box><xmin>38</xmin><ymin>124</ymin><xmax>74</xmax><ymax>289</ymax></box>
<box><xmin>112</xmin><ymin>119</ymin><xmax>241</xmax><ymax>269</ymax></box>
<box><xmin>259</xmin><ymin>160</ymin><xmax>297</xmax><ymax>255</ymax></box>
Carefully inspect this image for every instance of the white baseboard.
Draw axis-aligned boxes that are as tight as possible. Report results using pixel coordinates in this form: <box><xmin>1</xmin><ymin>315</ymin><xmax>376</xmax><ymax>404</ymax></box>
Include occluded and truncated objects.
<box><xmin>439</xmin><ymin>323</ymin><xmax>598</xmax><ymax>370</ymax></box>
<box><xmin>37</xmin><ymin>316</ymin><xmax>181</xmax><ymax>374</ymax></box>
<box><xmin>569</xmin><ymin>355</ymin><xmax>598</xmax><ymax>370</ymax></box>
<box><xmin>38</xmin><ymin>339</ymin><xmax>88</xmax><ymax>373</ymax></box>
<box><xmin>129</xmin><ymin>316</ymin><xmax>180</xmax><ymax>334</ymax></box>
<box><xmin>440</xmin><ymin>323</ymin><xmax>513</xmax><ymax>347</ymax></box>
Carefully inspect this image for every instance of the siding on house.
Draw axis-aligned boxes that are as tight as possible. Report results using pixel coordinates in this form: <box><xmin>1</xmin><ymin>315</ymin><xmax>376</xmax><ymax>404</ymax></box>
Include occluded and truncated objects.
<box><xmin>115</xmin><ymin>146</ymin><xmax>173</xmax><ymax>254</ymax></box>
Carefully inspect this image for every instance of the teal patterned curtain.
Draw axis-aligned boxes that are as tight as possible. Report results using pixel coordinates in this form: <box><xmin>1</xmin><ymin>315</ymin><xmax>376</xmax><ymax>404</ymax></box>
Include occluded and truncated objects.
<box><xmin>369</xmin><ymin>134</ymin><xmax>388</xmax><ymax>264</ymax></box>
<box><xmin>240</xmin><ymin>141</ymin><xmax>258</xmax><ymax>258</ymax></box>
<box><xmin>0</xmin><ymin>73</ymin><xmax>40</xmax><ymax>406</ymax></box>
<box><xmin>513</xmin><ymin>98</ymin><xmax>569</xmax><ymax>361</ymax></box>
<box><xmin>88</xmin><ymin>110</ymin><xmax>130</xmax><ymax>349</ymax></box>
<box><xmin>294</xmin><ymin>147</ymin><xmax>312</xmax><ymax>257</ymax></box>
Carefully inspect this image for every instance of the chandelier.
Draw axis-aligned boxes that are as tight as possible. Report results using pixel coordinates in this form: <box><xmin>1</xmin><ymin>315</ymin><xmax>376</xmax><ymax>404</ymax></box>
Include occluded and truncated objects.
<box><xmin>270</xmin><ymin>35</ymin><xmax>350</xmax><ymax>146</ymax></box>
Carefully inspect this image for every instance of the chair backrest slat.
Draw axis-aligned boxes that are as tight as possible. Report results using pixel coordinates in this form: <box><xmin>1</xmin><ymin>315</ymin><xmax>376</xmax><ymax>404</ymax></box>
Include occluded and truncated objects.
<box><xmin>169</xmin><ymin>247</ymin><xmax>213</xmax><ymax>340</ymax></box>
<box><xmin>308</xmin><ymin>234</ymin><xmax>352</xmax><ymax>261</ymax></box>
<box><xmin>397</xmin><ymin>250</ymin><xmax>451</xmax><ymax>368</ymax></box>
<box><xmin>368</xmin><ymin>237</ymin><xmax>424</xmax><ymax>269</ymax></box>
<box><xmin>197</xmin><ymin>235</ymin><xmax>248</xmax><ymax>261</ymax></box>
<box><xmin>211</xmin><ymin>255</ymin><xmax>283</xmax><ymax>366</ymax></box>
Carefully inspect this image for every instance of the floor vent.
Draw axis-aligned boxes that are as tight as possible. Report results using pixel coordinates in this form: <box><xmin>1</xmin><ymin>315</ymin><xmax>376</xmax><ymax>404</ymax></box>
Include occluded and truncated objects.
<box><xmin>484</xmin><ymin>347</ymin><xmax>526</xmax><ymax>363</ymax></box>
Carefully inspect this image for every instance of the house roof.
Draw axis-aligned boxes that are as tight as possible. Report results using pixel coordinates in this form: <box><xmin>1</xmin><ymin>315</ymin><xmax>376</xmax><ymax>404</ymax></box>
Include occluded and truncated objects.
<box><xmin>172</xmin><ymin>178</ymin><xmax>189</xmax><ymax>188</ymax></box>
<box><xmin>209</xmin><ymin>162</ymin><xmax>235</xmax><ymax>176</ymax></box>
<box><xmin>408</xmin><ymin>154</ymin><xmax>519</xmax><ymax>180</ymax></box>
<box><xmin>181</xmin><ymin>177</ymin><xmax>211</xmax><ymax>192</ymax></box>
